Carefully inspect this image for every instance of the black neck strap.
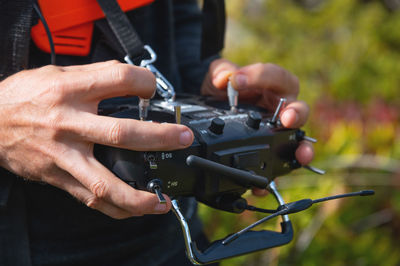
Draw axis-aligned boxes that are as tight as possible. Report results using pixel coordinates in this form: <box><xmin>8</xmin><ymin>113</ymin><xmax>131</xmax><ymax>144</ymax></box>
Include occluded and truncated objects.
<box><xmin>96</xmin><ymin>0</ymin><xmax>146</xmax><ymax>64</ymax></box>
<box><xmin>96</xmin><ymin>0</ymin><xmax>226</xmax><ymax>64</ymax></box>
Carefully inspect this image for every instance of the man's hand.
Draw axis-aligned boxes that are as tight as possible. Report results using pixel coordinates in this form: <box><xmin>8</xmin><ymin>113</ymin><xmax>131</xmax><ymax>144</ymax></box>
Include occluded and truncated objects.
<box><xmin>202</xmin><ymin>59</ymin><xmax>314</xmax><ymax>196</ymax></box>
<box><xmin>0</xmin><ymin>61</ymin><xmax>194</xmax><ymax>219</ymax></box>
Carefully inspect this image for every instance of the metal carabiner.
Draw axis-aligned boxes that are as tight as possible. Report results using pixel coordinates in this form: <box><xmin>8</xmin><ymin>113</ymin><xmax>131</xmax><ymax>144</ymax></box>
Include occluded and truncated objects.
<box><xmin>125</xmin><ymin>45</ymin><xmax>176</xmax><ymax>102</ymax></box>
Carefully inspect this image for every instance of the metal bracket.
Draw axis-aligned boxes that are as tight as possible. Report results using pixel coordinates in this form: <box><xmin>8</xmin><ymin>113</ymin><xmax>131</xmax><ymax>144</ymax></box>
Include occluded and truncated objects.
<box><xmin>171</xmin><ymin>181</ymin><xmax>291</xmax><ymax>265</ymax></box>
<box><xmin>171</xmin><ymin>199</ymin><xmax>201</xmax><ymax>265</ymax></box>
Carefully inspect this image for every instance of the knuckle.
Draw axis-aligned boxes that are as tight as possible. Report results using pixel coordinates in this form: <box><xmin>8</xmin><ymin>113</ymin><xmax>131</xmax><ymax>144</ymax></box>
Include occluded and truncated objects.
<box><xmin>47</xmin><ymin>110</ymin><xmax>65</xmax><ymax>132</ymax></box>
<box><xmin>49</xmin><ymin>76</ymin><xmax>69</xmax><ymax>101</ymax></box>
<box><xmin>264</xmin><ymin>63</ymin><xmax>281</xmax><ymax>75</ymax></box>
<box><xmin>81</xmin><ymin>72</ymin><xmax>97</xmax><ymax>93</ymax></box>
<box><xmin>108</xmin><ymin>59</ymin><xmax>120</xmax><ymax>65</ymax></box>
<box><xmin>41</xmin><ymin>64</ymin><xmax>61</xmax><ymax>73</ymax></box>
<box><xmin>160</xmin><ymin>133</ymin><xmax>171</xmax><ymax>148</ymax></box>
<box><xmin>107</xmin><ymin>121</ymin><xmax>124</xmax><ymax>145</ymax></box>
<box><xmin>84</xmin><ymin>194</ymin><xmax>102</xmax><ymax>209</ymax></box>
<box><xmin>257</xmin><ymin>62</ymin><xmax>269</xmax><ymax>72</ymax></box>
<box><xmin>111</xmin><ymin>64</ymin><xmax>131</xmax><ymax>85</ymax></box>
<box><xmin>251</xmin><ymin>63</ymin><xmax>268</xmax><ymax>78</ymax></box>
<box><xmin>32</xmin><ymin>67</ymin><xmax>69</xmax><ymax>105</ymax></box>
<box><xmin>210</xmin><ymin>58</ymin><xmax>229</xmax><ymax>70</ymax></box>
<box><xmin>263</xmin><ymin>63</ymin><xmax>300</xmax><ymax>94</ymax></box>
<box><xmin>255</xmin><ymin>62</ymin><xmax>266</xmax><ymax>70</ymax></box>
<box><xmin>90</xmin><ymin>180</ymin><xmax>109</xmax><ymax>199</ymax></box>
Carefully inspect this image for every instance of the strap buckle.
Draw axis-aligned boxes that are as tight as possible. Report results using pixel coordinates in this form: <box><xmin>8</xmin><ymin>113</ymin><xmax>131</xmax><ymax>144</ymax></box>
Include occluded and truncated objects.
<box><xmin>125</xmin><ymin>45</ymin><xmax>176</xmax><ymax>102</ymax></box>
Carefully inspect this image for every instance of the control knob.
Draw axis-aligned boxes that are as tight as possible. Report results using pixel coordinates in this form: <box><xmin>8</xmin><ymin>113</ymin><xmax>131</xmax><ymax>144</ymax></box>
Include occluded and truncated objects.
<box><xmin>208</xmin><ymin>118</ymin><xmax>225</xmax><ymax>135</ymax></box>
<box><xmin>246</xmin><ymin>111</ymin><xmax>262</xmax><ymax>129</ymax></box>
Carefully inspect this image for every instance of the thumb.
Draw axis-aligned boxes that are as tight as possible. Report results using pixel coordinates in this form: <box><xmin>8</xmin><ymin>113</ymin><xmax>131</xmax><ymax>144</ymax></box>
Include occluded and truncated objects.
<box><xmin>209</xmin><ymin>59</ymin><xmax>239</xmax><ymax>90</ymax></box>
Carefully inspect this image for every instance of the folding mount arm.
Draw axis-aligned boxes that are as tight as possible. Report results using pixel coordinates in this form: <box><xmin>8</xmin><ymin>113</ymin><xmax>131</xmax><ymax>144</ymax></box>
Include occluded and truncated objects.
<box><xmin>171</xmin><ymin>181</ymin><xmax>293</xmax><ymax>265</ymax></box>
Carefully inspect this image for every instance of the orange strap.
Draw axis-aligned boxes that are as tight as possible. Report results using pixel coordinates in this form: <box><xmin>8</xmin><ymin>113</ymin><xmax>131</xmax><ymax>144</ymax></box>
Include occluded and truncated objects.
<box><xmin>31</xmin><ymin>0</ymin><xmax>154</xmax><ymax>56</ymax></box>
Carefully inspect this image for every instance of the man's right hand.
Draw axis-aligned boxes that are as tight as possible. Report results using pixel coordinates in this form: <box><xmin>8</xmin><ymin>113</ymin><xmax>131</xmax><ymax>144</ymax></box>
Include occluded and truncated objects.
<box><xmin>0</xmin><ymin>60</ymin><xmax>194</xmax><ymax>219</ymax></box>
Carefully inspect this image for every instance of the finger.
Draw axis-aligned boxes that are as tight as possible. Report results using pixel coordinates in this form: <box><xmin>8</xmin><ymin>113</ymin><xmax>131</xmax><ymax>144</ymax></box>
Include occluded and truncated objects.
<box><xmin>213</xmin><ymin>70</ymin><xmax>233</xmax><ymax>89</ymax></box>
<box><xmin>60</xmin><ymin>60</ymin><xmax>120</xmax><ymax>72</ymax></box>
<box><xmin>72</xmin><ymin>112</ymin><xmax>194</xmax><ymax>150</ymax></box>
<box><xmin>55</xmin><ymin>153</ymin><xmax>172</xmax><ymax>215</ymax></box>
<box><xmin>57</xmin><ymin>63</ymin><xmax>156</xmax><ymax>100</ymax></box>
<box><xmin>44</xmin><ymin>170</ymin><xmax>134</xmax><ymax>219</ymax></box>
<box><xmin>280</xmin><ymin>100</ymin><xmax>310</xmax><ymax>128</ymax></box>
<box><xmin>295</xmin><ymin>141</ymin><xmax>314</xmax><ymax>165</ymax></box>
<box><xmin>251</xmin><ymin>187</ymin><xmax>269</xmax><ymax>197</ymax></box>
<box><xmin>231</xmin><ymin>63</ymin><xmax>299</xmax><ymax>99</ymax></box>
<box><xmin>209</xmin><ymin>59</ymin><xmax>239</xmax><ymax>89</ymax></box>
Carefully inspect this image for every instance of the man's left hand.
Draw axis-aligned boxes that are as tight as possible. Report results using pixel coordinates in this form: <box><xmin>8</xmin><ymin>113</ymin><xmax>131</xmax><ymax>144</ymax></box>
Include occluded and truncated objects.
<box><xmin>201</xmin><ymin>59</ymin><xmax>314</xmax><ymax>196</ymax></box>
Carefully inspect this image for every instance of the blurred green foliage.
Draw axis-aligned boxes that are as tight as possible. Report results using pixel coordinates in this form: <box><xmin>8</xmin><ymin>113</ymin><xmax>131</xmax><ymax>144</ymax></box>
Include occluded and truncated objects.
<box><xmin>199</xmin><ymin>0</ymin><xmax>400</xmax><ymax>265</ymax></box>
<box><xmin>224</xmin><ymin>0</ymin><xmax>400</xmax><ymax>105</ymax></box>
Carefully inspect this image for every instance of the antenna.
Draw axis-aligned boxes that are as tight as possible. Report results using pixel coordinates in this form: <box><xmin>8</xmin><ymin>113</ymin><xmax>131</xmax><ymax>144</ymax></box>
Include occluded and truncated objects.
<box><xmin>222</xmin><ymin>190</ymin><xmax>375</xmax><ymax>245</ymax></box>
<box><xmin>186</xmin><ymin>155</ymin><xmax>270</xmax><ymax>189</ymax></box>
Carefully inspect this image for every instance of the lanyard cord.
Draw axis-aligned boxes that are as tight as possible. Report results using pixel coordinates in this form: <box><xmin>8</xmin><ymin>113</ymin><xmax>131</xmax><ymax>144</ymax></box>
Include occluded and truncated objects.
<box><xmin>96</xmin><ymin>0</ymin><xmax>226</xmax><ymax>63</ymax></box>
<box><xmin>95</xmin><ymin>0</ymin><xmax>226</xmax><ymax>102</ymax></box>
<box><xmin>96</xmin><ymin>0</ymin><xmax>146</xmax><ymax>64</ymax></box>
<box><xmin>95</xmin><ymin>0</ymin><xmax>176</xmax><ymax>104</ymax></box>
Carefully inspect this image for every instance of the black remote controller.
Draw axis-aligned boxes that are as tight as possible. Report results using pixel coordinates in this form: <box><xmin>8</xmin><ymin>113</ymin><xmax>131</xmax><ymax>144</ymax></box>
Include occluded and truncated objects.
<box><xmin>94</xmin><ymin>95</ymin><xmax>308</xmax><ymax>213</ymax></box>
<box><xmin>94</xmin><ymin>95</ymin><xmax>373</xmax><ymax>265</ymax></box>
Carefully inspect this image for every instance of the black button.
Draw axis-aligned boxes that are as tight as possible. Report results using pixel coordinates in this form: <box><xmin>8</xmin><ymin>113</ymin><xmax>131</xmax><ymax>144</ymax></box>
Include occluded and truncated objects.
<box><xmin>246</xmin><ymin>111</ymin><xmax>262</xmax><ymax>129</ymax></box>
<box><xmin>208</xmin><ymin>118</ymin><xmax>225</xmax><ymax>135</ymax></box>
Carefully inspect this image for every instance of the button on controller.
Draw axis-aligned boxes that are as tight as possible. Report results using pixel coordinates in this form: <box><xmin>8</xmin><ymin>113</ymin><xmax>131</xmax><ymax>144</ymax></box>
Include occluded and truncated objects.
<box><xmin>246</xmin><ymin>111</ymin><xmax>262</xmax><ymax>129</ymax></box>
<box><xmin>208</xmin><ymin>118</ymin><xmax>225</xmax><ymax>135</ymax></box>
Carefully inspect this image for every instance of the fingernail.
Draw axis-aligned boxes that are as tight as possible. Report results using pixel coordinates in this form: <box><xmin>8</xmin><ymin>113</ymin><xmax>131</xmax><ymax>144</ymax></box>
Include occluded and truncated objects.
<box><xmin>154</xmin><ymin>203</ymin><xmax>167</xmax><ymax>212</ymax></box>
<box><xmin>179</xmin><ymin>130</ymin><xmax>193</xmax><ymax>146</ymax></box>
<box><xmin>234</xmin><ymin>74</ymin><xmax>247</xmax><ymax>90</ymax></box>
<box><xmin>281</xmin><ymin>108</ymin><xmax>299</xmax><ymax>127</ymax></box>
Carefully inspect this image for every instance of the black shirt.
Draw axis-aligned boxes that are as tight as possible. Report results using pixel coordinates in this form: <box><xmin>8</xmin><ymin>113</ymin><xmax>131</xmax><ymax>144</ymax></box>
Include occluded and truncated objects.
<box><xmin>1</xmin><ymin>0</ymin><xmax>218</xmax><ymax>265</ymax></box>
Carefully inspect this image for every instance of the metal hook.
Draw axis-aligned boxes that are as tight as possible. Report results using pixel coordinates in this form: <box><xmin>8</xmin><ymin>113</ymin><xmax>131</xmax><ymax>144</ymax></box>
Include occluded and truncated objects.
<box><xmin>125</xmin><ymin>45</ymin><xmax>176</xmax><ymax>102</ymax></box>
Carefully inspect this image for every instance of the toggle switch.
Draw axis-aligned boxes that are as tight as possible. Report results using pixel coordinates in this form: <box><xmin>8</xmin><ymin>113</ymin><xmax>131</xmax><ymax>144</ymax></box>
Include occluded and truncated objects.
<box><xmin>290</xmin><ymin>160</ymin><xmax>326</xmax><ymax>175</ymax></box>
<box><xmin>139</xmin><ymin>98</ymin><xmax>150</xmax><ymax>121</ymax></box>
<box><xmin>147</xmin><ymin>179</ymin><xmax>166</xmax><ymax>204</ymax></box>
<box><xmin>295</xmin><ymin>130</ymin><xmax>317</xmax><ymax>143</ymax></box>
<box><xmin>227</xmin><ymin>80</ymin><xmax>238</xmax><ymax>113</ymax></box>
<box><xmin>268</xmin><ymin>98</ymin><xmax>287</xmax><ymax>127</ymax></box>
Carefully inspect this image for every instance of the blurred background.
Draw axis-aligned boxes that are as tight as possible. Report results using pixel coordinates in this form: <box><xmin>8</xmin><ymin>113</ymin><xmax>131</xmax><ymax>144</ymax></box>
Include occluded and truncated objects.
<box><xmin>199</xmin><ymin>0</ymin><xmax>400</xmax><ymax>265</ymax></box>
